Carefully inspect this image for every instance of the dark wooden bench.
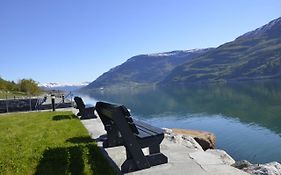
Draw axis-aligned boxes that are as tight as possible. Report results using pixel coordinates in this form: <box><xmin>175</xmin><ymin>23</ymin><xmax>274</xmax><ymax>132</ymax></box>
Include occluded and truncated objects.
<box><xmin>95</xmin><ymin>101</ymin><xmax>168</xmax><ymax>173</ymax></box>
<box><xmin>74</xmin><ymin>96</ymin><xmax>97</xmax><ymax>120</ymax></box>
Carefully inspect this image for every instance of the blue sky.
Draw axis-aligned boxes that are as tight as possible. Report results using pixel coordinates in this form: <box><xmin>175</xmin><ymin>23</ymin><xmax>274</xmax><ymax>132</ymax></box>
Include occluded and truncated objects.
<box><xmin>0</xmin><ymin>0</ymin><xmax>280</xmax><ymax>83</ymax></box>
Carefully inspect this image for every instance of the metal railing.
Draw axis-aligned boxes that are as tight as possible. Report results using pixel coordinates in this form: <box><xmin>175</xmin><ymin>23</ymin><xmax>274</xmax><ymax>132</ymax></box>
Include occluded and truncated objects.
<box><xmin>0</xmin><ymin>92</ymin><xmax>75</xmax><ymax>113</ymax></box>
<box><xmin>55</xmin><ymin>91</ymin><xmax>73</xmax><ymax>108</ymax></box>
<box><xmin>0</xmin><ymin>96</ymin><xmax>42</xmax><ymax>113</ymax></box>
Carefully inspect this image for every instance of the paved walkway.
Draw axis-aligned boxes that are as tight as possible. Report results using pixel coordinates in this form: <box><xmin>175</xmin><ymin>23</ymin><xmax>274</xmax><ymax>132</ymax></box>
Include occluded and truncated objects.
<box><xmin>75</xmin><ymin>108</ymin><xmax>249</xmax><ymax>175</ymax></box>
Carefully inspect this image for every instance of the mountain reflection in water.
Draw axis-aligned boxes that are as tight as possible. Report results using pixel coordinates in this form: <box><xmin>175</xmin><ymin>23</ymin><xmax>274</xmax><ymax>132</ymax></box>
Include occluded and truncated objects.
<box><xmin>79</xmin><ymin>80</ymin><xmax>281</xmax><ymax>163</ymax></box>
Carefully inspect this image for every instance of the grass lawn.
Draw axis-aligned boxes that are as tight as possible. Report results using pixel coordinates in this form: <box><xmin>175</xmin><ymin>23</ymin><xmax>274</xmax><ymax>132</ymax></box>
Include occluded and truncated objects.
<box><xmin>0</xmin><ymin>111</ymin><xmax>115</xmax><ymax>175</ymax></box>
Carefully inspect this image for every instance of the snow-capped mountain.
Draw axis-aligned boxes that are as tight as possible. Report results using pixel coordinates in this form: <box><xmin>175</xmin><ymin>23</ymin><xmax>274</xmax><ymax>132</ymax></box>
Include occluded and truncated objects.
<box><xmin>40</xmin><ymin>82</ymin><xmax>90</xmax><ymax>91</ymax></box>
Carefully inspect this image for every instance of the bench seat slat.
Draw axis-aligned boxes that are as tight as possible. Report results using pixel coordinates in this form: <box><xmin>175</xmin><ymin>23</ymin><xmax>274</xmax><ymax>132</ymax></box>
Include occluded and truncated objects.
<box><xmin>134</xmin><ymin>119</ymin><xmax>163</xmax><ymax>134</ymax></box>
<box><xmin>136</xmin><ymin>125</ymin><xmax>160</xmax><ymax>137</ymax></box>
<box><xmin>135</xmin><ymin>128</ymin><xmax>152</xmax><ymax>138</ymax></box>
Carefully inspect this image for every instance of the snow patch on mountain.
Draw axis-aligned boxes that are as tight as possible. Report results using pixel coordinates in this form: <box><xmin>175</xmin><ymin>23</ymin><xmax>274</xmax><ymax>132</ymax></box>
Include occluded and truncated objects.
<box><xmin>146</xmin><ymin>49</ymin><xmax>205</xmax><ymax>57</ymax></box>
<box><xmin>40</xmin><ymin>82</ymin><xmax>90</xmax><ymax>88</ymax></box>
<box><xmin>39</xmin><ymin>82</ymin><xmax>90</xmax><ymax>91</ymax></box>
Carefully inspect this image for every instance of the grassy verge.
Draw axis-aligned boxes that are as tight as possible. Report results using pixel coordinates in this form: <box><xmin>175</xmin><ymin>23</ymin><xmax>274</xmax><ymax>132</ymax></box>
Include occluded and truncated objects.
<box><xmin>0</xmin><ymin>111</ymin><xmax>115</xmax><ymax>175</ymax></box>
<box><xmin>0</xmin><ymin>91</ymin><xmax>28</xmax><ymax>99</ymax></box>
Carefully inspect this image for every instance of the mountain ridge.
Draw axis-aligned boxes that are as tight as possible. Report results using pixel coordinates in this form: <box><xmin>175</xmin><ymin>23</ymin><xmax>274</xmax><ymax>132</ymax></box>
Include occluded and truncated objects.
<box><xmin>237</xmin><ymin>17</ymin><xmax>281</xmax><ymax>40</ymax></box>
<box><xmin>160</xmin><ymin>17</ymin><xmax>281</xmax><ymax>85</ymax></box>
<box><xmin>84</xmin><ymin>48</ymin><xmax>213</xmax><ymax>90</ymax></box>
<box><xmin>83</xmin><ymin>17</ymin><xmax>281</xmax><ymax>89</ymax></box>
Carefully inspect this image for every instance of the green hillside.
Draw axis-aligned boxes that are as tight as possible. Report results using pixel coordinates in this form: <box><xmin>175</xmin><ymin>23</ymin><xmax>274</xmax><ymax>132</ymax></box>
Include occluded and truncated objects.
<box><xmin>84</xmin><ymin>49</ymin><xmax>212</xmax><ymax>90</ymax></box>
<box><xmin>0</xmin><ymin>77</ymin><xmax>42</xmax><ymax>98</ymax></box>
<box><xmin>160</xmin><ymin>17</ymin><xmax>281</xmax><ymax>85</ymax></box>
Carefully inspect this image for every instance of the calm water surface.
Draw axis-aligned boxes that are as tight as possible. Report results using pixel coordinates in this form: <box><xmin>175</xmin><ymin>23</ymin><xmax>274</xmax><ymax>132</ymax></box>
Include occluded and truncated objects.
<box><xmin>78</xmin><ymin>81</ymin><xmax>281</xmax><ymax>163</ymax></box>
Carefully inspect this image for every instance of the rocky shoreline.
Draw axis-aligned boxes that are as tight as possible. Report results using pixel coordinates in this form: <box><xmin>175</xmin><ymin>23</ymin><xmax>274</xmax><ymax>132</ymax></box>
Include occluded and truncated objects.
<box><xmin>164</xmin><ymin>128</ymin><xmax>281</xmax><ymax>175</ymax></box>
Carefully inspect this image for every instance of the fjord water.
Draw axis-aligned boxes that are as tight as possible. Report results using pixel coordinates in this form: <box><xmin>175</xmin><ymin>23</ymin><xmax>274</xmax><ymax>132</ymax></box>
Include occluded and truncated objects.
<box><xmin>81</xmin><ymin>81</ymin><xmax>281</xmax><ymax>163</ymax></box>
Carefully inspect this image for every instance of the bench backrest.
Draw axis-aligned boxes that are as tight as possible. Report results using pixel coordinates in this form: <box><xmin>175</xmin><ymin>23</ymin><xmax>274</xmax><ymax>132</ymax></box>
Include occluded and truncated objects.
<box><xmin>74</xmin><ymin>96</ymin><xmax>85</xmax><ymax>110</ymax></box>
<box><xmin>95</xmin><ymin>101</ymin><xmax>139</xmax><ymax>134</ymax></box>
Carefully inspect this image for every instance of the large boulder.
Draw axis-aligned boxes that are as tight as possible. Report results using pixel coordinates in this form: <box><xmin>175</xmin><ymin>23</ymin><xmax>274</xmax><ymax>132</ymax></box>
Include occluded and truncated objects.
<box><xmin>206</xmin><ymin>149</ymin><xmax>236</xmax><ymax>165</ymax></box>
<box><xmin>189</xmin><ymin>149</ymin><xmax>236</xmax><ymax>166</ymax></box>
<box><xmin>171</xmin><ymin>128</ymin><xmax>216</xmax><ymax>150</ymax></box>
<box><xmin>163</xmin><ymin>128</ymin><xmax>203</xmax><ymax>151</ymax></box>
<box><xmin>242</xmin><ymin>162</ymin><xmax>281</xmax><ymax>175</ymax></box>
<box><xmin>233</xmin><ymin>160</ymin><xmax>253</xmax><ymax>169</ymax></box>
<box><xmin>234</xmin><ymin>161</ymin><xmax>281</xmax><ymax>175</ymax></box>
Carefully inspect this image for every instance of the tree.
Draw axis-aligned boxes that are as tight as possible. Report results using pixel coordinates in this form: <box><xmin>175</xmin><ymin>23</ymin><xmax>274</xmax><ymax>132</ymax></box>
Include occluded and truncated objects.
<box><xmin>0</xmin><ymin>78</ymin><xmax>8</xmax><ymax>91</ymax></box>
<box><xmin>18</xmin><ymin>79</ymin><xmax>42</xmax><ymax>95</ymax></box>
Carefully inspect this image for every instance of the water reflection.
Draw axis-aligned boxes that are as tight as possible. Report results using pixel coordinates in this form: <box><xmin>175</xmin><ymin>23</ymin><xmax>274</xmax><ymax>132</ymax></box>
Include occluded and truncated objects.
<box><xmin>83</xmin><ymin>81</ymin><xmax>281</xmax><ymax>133</ymax></box>
<box><xmin>78</xmin><ymin>80</ymin><xmax>281</xmax><ymax>163</ymax></box>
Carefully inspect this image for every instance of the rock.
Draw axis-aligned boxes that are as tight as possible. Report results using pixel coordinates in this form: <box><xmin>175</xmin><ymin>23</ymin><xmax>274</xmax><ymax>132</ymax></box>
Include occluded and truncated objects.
<box><xmin>206</xmin><ymin>149</ymin><xmax>236</xmax><ymax>165</ymax></box>
<box><xmin>189</xmin><ymin>149</ymin><xmax>236</xmax><ymax>166</ymax></box>
<box><xmin>171</xmin><ymin>128</ymin><xmax>216</xmax><ymax>150</ymax></box>
<box><xmin>233</xmin><ymin>160</ymin><xmax>253</xmax><ymax>169</ymax></box>
<box><xmin>163</xmin><ymin>128</ymin><xmax>203</xmax><ymax>151</ymax></box>
<box><xmin>242</xmin><ymin>161</ymin><xmax>281</xmax><ymax>175</ymax></box>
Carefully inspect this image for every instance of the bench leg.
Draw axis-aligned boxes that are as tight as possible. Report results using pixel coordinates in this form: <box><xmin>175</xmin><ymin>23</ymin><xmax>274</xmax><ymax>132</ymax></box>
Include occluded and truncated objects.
<box><xmin>126</xmin><ymin>147</ymin><xmax>132</xmax><ymax>159</ymax></box>
<box><xmin>121</xmin><ymin>146</ymin><xmax>168</xmax><ymax>173</ymax></box>
<box><xmin>102</xmin><ymin>131</ymin><xmax>124</xmax><ymax>148</ymax></box>
<box><xmin>121</xmin><ymin>158</ymin><xmax>150</xmax><ymax>173</ymax></box>
<box><xmin>146</xmin><ymin>153</ymin><xmax>168</xmax><ymax>167</ymax></box>
<box><xmin>121</xmin><ymin>152</ymin><xmax>168</xmax><ymax>173</ymax></box>
<box><xmin>149</xmin><ymin>145</ymin><xmax>160</xmax><ymax>154</ymax></box>
<box><xmin>80</xmin><ymin>108</ymin><xmax>97</xmax><ymax>120</ymax></box>
<box><xmin>121</xmin><ymin>147</ymin><xmax>150</xmax><ymax>173</ymax></box>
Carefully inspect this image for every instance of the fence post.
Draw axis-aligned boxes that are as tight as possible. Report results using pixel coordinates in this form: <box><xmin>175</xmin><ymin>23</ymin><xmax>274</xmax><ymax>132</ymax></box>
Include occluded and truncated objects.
<box><xmin>29</xmin><ymin>96</ymin><xmax>32</xmax><ymax>111</ymax></box>
<box><xmin>51</xmin><ymin>95</ymin><xmax>55</xmax><ymax>111</ymax></box>
<box><xmin>70</xmin><ymin>92</ymin><xmax>73</xmax><ymax>107</ymax></box>
<box><xmin>6</xmin><ymin>91</ymin><xmax>8</xmax><ymax>113</ymax></box>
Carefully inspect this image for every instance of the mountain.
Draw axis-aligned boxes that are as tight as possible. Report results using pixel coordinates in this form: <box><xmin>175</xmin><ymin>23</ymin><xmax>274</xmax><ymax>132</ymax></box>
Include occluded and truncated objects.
<box><xmin>160</xmin><ymin>17</ymin><xmax>281</xmax><ymax>85</ymax></box>
<box><xmin>83</xmin><ymin>49</ymin><xmax>213</xmax><ymax>90</ymax></box>
<box><xmin>237</xmin><ymin>17</ymin><xmax>281</xmax><ymax>39</ymax></box>
<box><xmin>40</xmin><ymin>82</ymin><xmax>90</xmax><ymax>91</ymax></box>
